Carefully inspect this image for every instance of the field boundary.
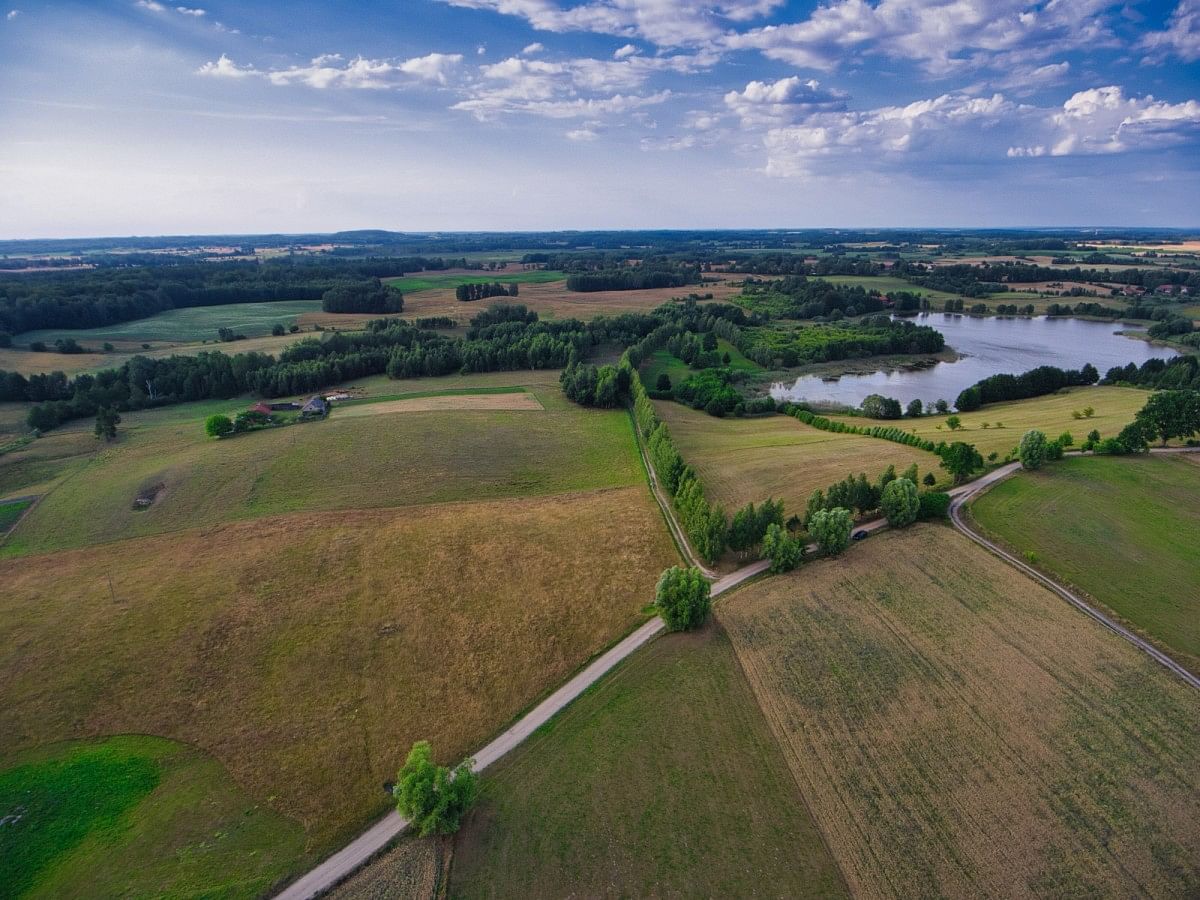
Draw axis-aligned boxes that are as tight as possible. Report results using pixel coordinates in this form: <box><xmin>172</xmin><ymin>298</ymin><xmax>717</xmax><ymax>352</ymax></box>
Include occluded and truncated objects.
<box><xmin>951</xmin><ymin>456</ymin><xmax>1200</xmax><ymax>691</ymax></box>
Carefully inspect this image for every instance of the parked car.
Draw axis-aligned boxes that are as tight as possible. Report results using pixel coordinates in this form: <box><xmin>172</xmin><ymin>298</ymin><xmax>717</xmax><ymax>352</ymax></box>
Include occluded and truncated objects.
<box><xmin>852</xmin><ymin>530</ymin><xmax>869</xmax><ymax>541</ymax></box>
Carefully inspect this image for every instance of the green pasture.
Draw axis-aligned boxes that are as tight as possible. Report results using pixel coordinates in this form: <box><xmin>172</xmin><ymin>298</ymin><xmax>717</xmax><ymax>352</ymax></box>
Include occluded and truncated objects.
<box><xmin>383</xmin><ymin>270</ymin><xmax>565</xmax><ymax>294</ymax></box>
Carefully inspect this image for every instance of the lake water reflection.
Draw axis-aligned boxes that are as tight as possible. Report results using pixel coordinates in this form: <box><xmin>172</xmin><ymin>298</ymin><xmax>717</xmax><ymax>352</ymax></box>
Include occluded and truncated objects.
<box><xmin>770</xmin><ymin>313</ymin><xmax>1178</xmax><ymax>408</ymax></box>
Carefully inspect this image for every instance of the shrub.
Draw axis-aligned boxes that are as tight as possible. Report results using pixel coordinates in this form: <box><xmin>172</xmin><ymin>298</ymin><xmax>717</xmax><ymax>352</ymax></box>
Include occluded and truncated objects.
<box><xmin>917</xmin><ymin>491</ymin><xmax>950</xmax><ymax>519</ymax></box>
<box><xmin>880</xmin><ymin>477</ymin><xmax>920</xmax><ymax>528</ymax></box>
<box><xmin>809</xmin><ymin>507</ymin><xmax>852</xmax><ymax>556</ymax></box>
<box><xmin>271</xmin><ymin>323</ymin><xmax>286</xmax><ymax>336</ymax></box>
<box><xmin>1018</xmin><ymin>429</ymin><xmax>1048</xmax><ymax>470</ymax></box>
<box><xmin>395</xmin><ymin>741</ymin><xmax>477</xmax><ymax>837</ymax></box>
<box><xmin>762</xmin><ymin>523</ymin><xmax>803</xmax><ymax>573</ymax></box>
<box><xmin>204</xmin><ymin>414</ymin><xmax>234</xmax><ymax>438</ymax></box>
<box><xmin>656</xmin><ymin>566</ymin><xmax>711</xmax><ymax>631</ymax></box>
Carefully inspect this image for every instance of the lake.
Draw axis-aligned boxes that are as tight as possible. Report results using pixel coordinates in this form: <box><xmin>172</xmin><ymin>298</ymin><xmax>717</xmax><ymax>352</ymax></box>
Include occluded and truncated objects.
<box><xmin>770</xmin><ymin>314</ymin><xmax>1178</xmax><ymax>408</ymax></box>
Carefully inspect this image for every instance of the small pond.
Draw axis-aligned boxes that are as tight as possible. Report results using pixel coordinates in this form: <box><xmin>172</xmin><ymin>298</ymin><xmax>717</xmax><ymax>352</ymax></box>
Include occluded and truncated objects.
<box><xmin>770</xmin><ymin>314</ymin><xmax>1178</xmax><ymax>408</ymax></box>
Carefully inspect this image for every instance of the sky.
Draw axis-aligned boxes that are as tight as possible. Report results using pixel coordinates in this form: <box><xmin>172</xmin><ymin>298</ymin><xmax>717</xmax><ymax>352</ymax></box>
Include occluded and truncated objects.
<box><xmin>1</xmin><ymin>0</ymin><xmax>1198</xmax><ymax>237</ymax></box>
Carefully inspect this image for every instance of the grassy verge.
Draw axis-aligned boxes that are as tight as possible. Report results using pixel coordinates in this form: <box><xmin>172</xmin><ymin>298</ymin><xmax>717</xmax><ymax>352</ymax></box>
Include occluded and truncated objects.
<box><xmin>969</xmin><ymin>453</ymin><xmax>1200</xmax><ymax>674</ymax></box>
<box><xmin>721</xmin><ymin>525</ymin><xmax>1200</xmax><ymax>898</ymax></box>
<box><xmin>447</xmin><ymin>625</ymin><xmax>846</xmax><ymax>898</ymax></box>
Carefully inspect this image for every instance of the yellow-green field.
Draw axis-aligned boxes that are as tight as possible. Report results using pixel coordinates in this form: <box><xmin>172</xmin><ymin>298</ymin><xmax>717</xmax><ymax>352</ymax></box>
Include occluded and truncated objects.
<box><xmin>654</xmin><ymin>400</ymin><xmax>940</xmax><ymax>516</ymax></box>
<box><xmin>0</xmin><ymin>488</ymin><xmax>677</xmax><ymax>878</ymax></box>
<box><xmin>970</xmin><ymin>454</ymin><xmax>1200</xmax><ymax>674</ymax></box>
<box><xmin>835</xmin><ymin>385</ymin><xmax>1151</xmax><ymax>458</ymax></box>
<box><xmin>1</xmin><ymin>373</ymin><xmax>642</xmax><ymax>556</ymax></box>
<box><xmin>721</xmin><ymin>525</ymin><xmax>1200</xmax><ymax>898</ymax></box>
<box><xmin>447</xmin><ymin>626</ymin><xmax>846</xmax><ymax>899</ymax></box>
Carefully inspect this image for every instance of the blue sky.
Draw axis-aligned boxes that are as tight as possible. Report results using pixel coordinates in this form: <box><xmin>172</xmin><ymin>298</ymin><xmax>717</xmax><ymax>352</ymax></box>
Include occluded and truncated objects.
<box><xmin>1</xmin><ymin>0</ymin><xmax>1198</xmax><ymax>236</ymax></box>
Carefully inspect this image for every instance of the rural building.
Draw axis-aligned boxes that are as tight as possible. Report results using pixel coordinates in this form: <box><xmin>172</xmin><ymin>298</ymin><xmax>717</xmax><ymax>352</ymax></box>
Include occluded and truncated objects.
<box><xmin>268</xmin><ymin>401</ymin><xmax>301</xmax><ymax>411</ymax></box>
<box><xmin>249</xmin><ymin>402</ymin><xmax>273</xmax><ymax>416</ymax></box>
<box><xmin>301</xmin><ymin>396</ymin><xmax>328</xmax><ymax>416</ymax></box>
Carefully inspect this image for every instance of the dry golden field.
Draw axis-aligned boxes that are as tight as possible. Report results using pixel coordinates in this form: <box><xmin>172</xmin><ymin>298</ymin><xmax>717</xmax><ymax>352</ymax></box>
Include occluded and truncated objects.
<box><xmin>655</xmin><ymin>401</ymin><xmax>941</xmax><ymax>515</ymax></box>
<box><xmin>720</xmin><ymin>525</ymin><xmax>1200</xmax><ymax>898</ymax></box>
<box><xmin>333</xmin><ymin>392</ymin><xmax>543</xmax><ymax>417</ymax></box>
<box><xmin>0</xmin><ymin>487</ymin><xmax>677</xmax><ymax>856</ymax></box>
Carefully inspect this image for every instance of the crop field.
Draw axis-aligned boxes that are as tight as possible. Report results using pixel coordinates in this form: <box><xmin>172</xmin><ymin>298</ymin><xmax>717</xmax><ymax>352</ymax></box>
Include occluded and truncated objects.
<box><xmin>720</xmin><ymin>525</ymin><xmax>1200</xmax><ymax>899</ymax></box>
<box><xmin>334</xmin><ymin>392</ymin><xmax>543</xmax><ymax>417</ymax></box>
<box><xmin>329</xmin><ymin>836</ymin><xmax>445</xmax><ymax>900</ymax></box>
<box><xmin>448</xmin><ymin>626</ymin><xmax>846</xmax><ymax>899</ymax></box>
<box><xmin>382</xmin><ymin>269</ymin><xmax>565</xmax><ymax>293</ymax></box>
<box><xmin>0</xmin><ymin>487</ymin><xmax>677</xmax><ymax>878</ymax></box>
<box><xmin>19</xmin><ymin>300</ymin><xmax>322</xmax><ymax>345</ymax></box>
<box><xmin>0</xmin><ymin>735</ymin><xmax>303</xmax><ymax>899</ymax></box>
<box><xmin>970</xmin><ymin>454</ymin><xmax>1200</xmax><ymax>674</ymax></box>
<box><xmin>820</xmin><ymin>274</ymin><xmax>963</xmax><ymax>302</ymax></box>
<box><xmin>654</xmin><ymin>401</ymin><xmax>939</xmax><ymax>515</ymax></box>
<box><xmin>390</xmin><ymin>274</ymin><xmax>745</xmax><ymax>323</ymax></box>
<box><xmin>3</xmin><ymin>373</ymin><xmax>644</xmax><ymax>556</ymax></box>
<box><xmin>836</xmin><ymin>385</ymin><xmax>1151</xmax><ymax>458</ymax></box>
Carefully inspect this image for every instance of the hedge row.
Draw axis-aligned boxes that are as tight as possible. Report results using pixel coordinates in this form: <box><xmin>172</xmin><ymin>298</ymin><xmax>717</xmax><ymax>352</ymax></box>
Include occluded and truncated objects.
<box><xmin>784</xmin><ymin>404</ymin><xmax>946</xmax><ymax>455</ymax></box>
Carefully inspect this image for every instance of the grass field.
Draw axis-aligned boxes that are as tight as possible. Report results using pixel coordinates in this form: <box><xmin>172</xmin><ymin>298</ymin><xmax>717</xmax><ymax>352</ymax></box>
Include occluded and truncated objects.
<box><xmin>392</xmin><ymin>274</ymin><xmax>745</xmax><ymax>322</ymax></box>
<box><xmin>720</xmin><ymin>525</ymin><xmax>1200</xmax><ymax>898</ymax></box>
<box><xmin>0</xmin><ymin>497</ymin><xmax>32</xmax><ymax>532</ymax></box>
<box><xmin>448</xmin><ymin>625</ymin><xmax>846</xmax><ymax>899</ymax></box>
<box><xmin>639</xmin><ymin>337</ymin><xmax>762</xmax><ymax>388</ymax></box>
<box><xmin>19</xmin><ymin>300</ymin><xmax>322</xmax><ymax>345</ymax></box>
<box><xmin>0</xmin><ymin>488</ymin><xmax>678</xmax><ymax>870</ymax></box>
<box><xmin>654</xmin><ymin>401</ymin><xmax>940</xmax><ymax>516</ymax></box>
<box><xmin>970</xmin><ymin>454</ymin><xmax>1200</xmax><ymax>674</ymax></box>
<box><xmin>382</xmin><ymin>270</ymin><xmax>565</xmax><ymax>293</ymax></box>
<box><xmin>2</xmin><ymin>373</ymin><xmax>643</xmax><ymax>556</ymax></box>
<box><xmin>834</xmin><ymin>385</ymin><xmax>1151</xmax><ymax>458</ymax></box>
<box><xmin>0</xmin><ymin>735</ymin><xmax>303</xmax><ymax>899</ymax></box>
<box><xmin>820</xmin><ymin>274</ymin><xmax>962</xmax><ymax>302</ymax></box>
<box><xmin>334</xmin><ymin>393</ymin><xmax>542</xmax><ymax>417</ymax></box>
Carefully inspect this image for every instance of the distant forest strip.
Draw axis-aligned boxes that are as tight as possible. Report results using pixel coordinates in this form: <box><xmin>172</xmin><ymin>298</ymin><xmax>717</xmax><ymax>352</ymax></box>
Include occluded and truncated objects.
<box><xmin>2</xmin><ymin>304</ymin><xmax>665</xmax><ymax>432</ymax></box>
<box><xmin>0</xmin><ymin>258</ymin><xmax>456</xmax><ymax>334</ymax></box>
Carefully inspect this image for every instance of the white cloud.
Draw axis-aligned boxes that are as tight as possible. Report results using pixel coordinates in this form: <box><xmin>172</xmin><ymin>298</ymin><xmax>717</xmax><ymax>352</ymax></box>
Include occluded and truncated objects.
<box><xmin>454</xmin><ymin>87</ymin><xmax>671</xmax><ymax>119</ymax></box>
<box><xmin>6</xmin><ymin>9</ymin><xmax>19</xmax><ymax>20</ymax></box>
<box><xmin>726</xmin><ymin>0</ymin><xmax>1119</xmax><ymax>75</ymax></box>
<box><xmin>1006</xmin><ymin>145</ymin><xmax>1045</xmax><ymax>157</ymax></box>
<box><xmin>135</xmin><ymin>0</ymin><xmax>166</xmax><ymax>11</ymax></box>
<box><xmin>565</xmin><ymin>127</ymin><xmax>599</xmax><ymax>140</ymax></box>
<box><xmin>1139</xmin><ymin>0</ymin><xmax>1200</xmax><ymax>62</ymax></box>
<box><xmin>759</xmin><ymin>91</ymin><xmax>1016</xmax><ymax>176</ymax></box>
<box><xmin>196</xmin><ymin>54</ymin><xmax>258</xmax><ymax>78</ymax></box>
<box><xmin>522</xmin><ymin>42</ymin><xmax>545</xmax><ymax>54</ymax></box>
<box><xmin>450</xmin><ymin>50</ymin><xmax>706</xmax><ymax>118</ymax></box>
<box><xmin>438</xmin><ymin>0</ymin><xmax>786</xmax><ymax>47</ymax></box>
<box><xmin>613</xmin><ymin>43</ymin><xmax>639</xmax><ymax>58</ymax></box>
<box><xmin>724</xmin><ymin>76</ymin><xmax>847</xmax><ymax>126</ymax></box>
<box><xmin>176</xmin><ymin>6</ymin><xmax>205</xmax><ymax>15</ymax></box>
<box><xmin>197</xmin><ymin>53</ymin><xmax>463</xmax><ymax>88</ymax></box>
<box><xmin>1046</xmin><ymin>86</ymin><xmax>1200</xmax><ymax>155</ymax></box>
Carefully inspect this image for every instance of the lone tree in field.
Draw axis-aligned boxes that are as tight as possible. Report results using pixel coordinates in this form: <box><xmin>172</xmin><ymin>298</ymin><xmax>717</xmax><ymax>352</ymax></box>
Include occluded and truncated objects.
<box><xmin>940</xmin><ymin>442</ymin><xmax>983</xmax><ymax>484</ymax></box>
<box><xmin>880</xmin><ymin>477</ymin><xmax>920</xmax><ymax>528</ymax></box>
<box><xmin>809</xmin><ymin>507</ymin><xmax>852</xmax><ymax>556</ymax></box>
<box><xmin>395</xmin><ymin>741</ymin><xmax>478</xmax><ymax>837</ymax></box>
<box><xmin>94</xmin><ymin>407</ymin><xmax>120</xmax><ymax>442</ymax></box>
<box><xmin>205</xmin><ymin>414</ymin><xmax>234</xmax><ymax>438</ymax></box>
<box><xmin>656</xmin><ymin>372</ymin><xmax>672</xmax><ymax>392</ymax></box>
<box><xmin>945</xmin><ymin>415</ymin><xmax>962</xmax><ymax>431</ymax></box>
<box><xmin>655</xmin><ymin>566</ymin><xmax>711</xmax><ymax>631</ymax></box>
<box><xmin>762</xmin><ymin>523</ymin><xmax>803</xmax><ymax>573</ymax></box>
<box><xmin>1018</xmin><ymin>429</ymin><xmax>1049</xmax><ymax>470</ymax></box>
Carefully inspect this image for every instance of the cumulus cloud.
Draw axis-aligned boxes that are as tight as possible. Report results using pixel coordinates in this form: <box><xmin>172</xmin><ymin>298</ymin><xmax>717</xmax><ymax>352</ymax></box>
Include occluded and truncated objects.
<box><xmin>758</xmin><ymin>91</ymin><xmax>1016</xmax><ymax>176</ymax></box>
<box><xmin>1139</xmin><ymin>0</ymin><xmax>1200</xmax><ymax>62</ymax></box>
<box><xmin>438</xmin><ymin>0</ymin><xmax>786</xmax><ymax>47</ymax></box>
<box><xmin>522</xmin><ymin>41</ymin><xmax>545</xmax><ymax>54</ymax></box>
<box><xmin>726</xmin><ymin>0</ymin><xmax>1119</xmax><ymax>75</ymax></box>
<box><xmin>613</xmin><ymin>43</ymin><xmax>639</xmax><ymax>58</ymax></box>
<box><xmin>1045</xmin><ymin>85</ymin><xmax>1200</xmax><ymax>155</ymax></box>
<box><xmin>196</xmin><ymin>54</ymin><xmax>258</xmax><ymax>78</ymax></box>
<box><xmin>724</xmin><ymin>76</ymin><xmax>847</xmax><ymax>126</ymax></box>
<box><xmin>135</xmin><ymin>0</ymin><xmax>166</xmax><ymax>11</ymax></box>
<box><xmin>176</xmin><ymin>6</ymin><xmax>205</xmax><ymax>15</ymax></box>
<box><xmin>565</xmin><ymin>126</ymin><xmax>599</xmax><ymax>140</ymax></box>
<box><xmin>6</xmin><ymin>9</ymin><xmax>18</xmax><ymax>20</ymax></box>
<box><xmin>196</xmin><ymin>52</ymin><xmax>463</xmax><ymax>88</ymax></box>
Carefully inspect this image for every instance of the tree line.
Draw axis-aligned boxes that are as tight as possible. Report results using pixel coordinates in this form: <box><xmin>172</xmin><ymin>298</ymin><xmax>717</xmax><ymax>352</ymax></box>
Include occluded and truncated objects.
<box><xmin>955</xmin><ymin>363</ymin><xmax>1099</xmax><ymax>411</ymax></box>
<box><xmin>455</xmin><ymin>282</ymin><xmax>519</xmax><ymax>302</ymax></box>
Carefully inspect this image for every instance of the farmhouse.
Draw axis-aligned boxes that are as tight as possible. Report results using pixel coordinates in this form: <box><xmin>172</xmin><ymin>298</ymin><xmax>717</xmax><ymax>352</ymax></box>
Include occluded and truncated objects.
<box><xmin>249</xmin><ymin>402</ymin><xmax>273</xmax><ymax>416</ymax></box>
<box><xmin>269</xmin><ymin>401</ymin><xmax>301</xmax><ymax>411</ymax></box>
<box><xmin>301</xmin><ymin>395</ymin><xmax>329</xmax><ymax>417</ymax></box>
